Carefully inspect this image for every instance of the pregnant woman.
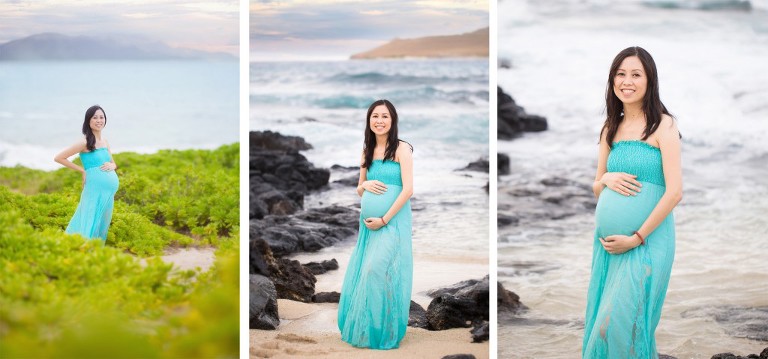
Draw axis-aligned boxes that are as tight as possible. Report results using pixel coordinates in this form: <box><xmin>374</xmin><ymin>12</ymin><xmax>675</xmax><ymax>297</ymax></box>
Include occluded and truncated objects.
<box><xmin>583</xmin><ymin>47</ymin><xmax>683</xmax><ymax>358</ymax></box>
<box><xmin>338</xmin><ymin>99</ymin><xmax>414</xmax><ymax>349</ymax></box>
<box><xmin>54</xmin><ymin>105</ymin><xmax>119</xmax><ymax>243</ymax></box>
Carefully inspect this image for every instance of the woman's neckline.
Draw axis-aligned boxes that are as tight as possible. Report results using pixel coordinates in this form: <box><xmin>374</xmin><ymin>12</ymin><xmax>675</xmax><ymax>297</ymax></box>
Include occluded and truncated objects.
<box><xmin>612</xmin><ymin>140</ymin><xmax>660</xmax><ymax>150</ymax></box>
<box><xmin>372</xmin><ymin>158</ymin><xmax>400</xmax><ymax>164</ymax></box>
<box><xmin>83</xmin><ymin>147</ymin><xmax>107</xmax><ymax>153</ymax></box>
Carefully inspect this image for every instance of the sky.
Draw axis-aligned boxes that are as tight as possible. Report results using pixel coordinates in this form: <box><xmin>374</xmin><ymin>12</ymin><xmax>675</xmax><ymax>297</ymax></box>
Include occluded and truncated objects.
<box><xmin>251</xmin><ymin>0</ymin><xmax>489</xmax><ymax>61</ymax></box>
<box><xmin>0</xmin><ymin>0</ymin><xmax>239</xmax><ymax>55</ymax></box>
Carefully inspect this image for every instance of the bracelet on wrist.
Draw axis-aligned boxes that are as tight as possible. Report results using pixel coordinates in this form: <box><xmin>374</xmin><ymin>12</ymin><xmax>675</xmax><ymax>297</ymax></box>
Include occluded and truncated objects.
<box><xmin>381</xmin><ymin>217</ymin><xmax>387</xmax><ymax>225</ymax></box>
<box><xmin>634</xmin><ymin>231</ymin><xmax>645</xmax><ymax>245</ymax></box>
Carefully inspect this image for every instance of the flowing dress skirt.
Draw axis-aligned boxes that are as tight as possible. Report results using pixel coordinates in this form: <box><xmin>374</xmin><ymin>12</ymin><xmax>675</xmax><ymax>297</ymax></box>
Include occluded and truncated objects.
<box><xmin>583</xmin><ymin>181</ymin><xmax>675</xmax><ymax>358</ymax></box>
<box><xmin>338</xmin><ymin>183</ymin><xmax>413</xmax><ymax>349</ymax></box>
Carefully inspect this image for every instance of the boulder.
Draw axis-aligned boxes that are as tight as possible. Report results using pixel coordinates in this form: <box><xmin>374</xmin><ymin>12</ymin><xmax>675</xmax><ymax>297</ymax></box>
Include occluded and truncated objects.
<box><xmin>471</xmin><ymin>321</ymin><xmax>489</xmax><ymax>342</ymax></box>
<box><xmin>408</xmin><ymin>301</ymin><xmax>429</xmax><ymax>329</ymax></box>
<box><xmin>249</xmin><ymin>274</ymin><xmax>279</xmax><ymax>330</ymax></box>
<box><xmin>460</xmin><ymin>158</ymin><xmax>489</xmax><ymax>173</ymax></box>
<box><xmin>498</xmin><ymin>153</ymin><xmax>510</xmax><ymax>175</ymax></box>
<box><xmin>425</xmin><ymin>276</ymin><xmax>489</xmax><ymax>330</ymax></box>
<box><xmin>498</xmin><ymin>86</ymin><xmax>548</xmax><ymax>140</ymax></box>
<box><xmin>249</xmin><ymin>131</ymin><xmax>330</xmax><ymax>219</ymax></box>
<box><xmin>250</xmin><ymin>205</ymin><xmax>358</xmax><ymax>257</ymax></box>
<box><xmin>498</xmin><ymin>281</ymin><xmax>526</xmax><ymax>315</ymax></box>
<box><xmin>304</xmin><ymin>259</ymin><xmax>339</xmax><ymax>275</ymax></box>
<box><xmin>250</xmin><ymin>130</ymin><xmax>312</xmax><ymax>151</ymax></box>
<box><xmin>312</xmin><ymin>291</ymin><xmax>341</xmax><ymax>303</ymax></box>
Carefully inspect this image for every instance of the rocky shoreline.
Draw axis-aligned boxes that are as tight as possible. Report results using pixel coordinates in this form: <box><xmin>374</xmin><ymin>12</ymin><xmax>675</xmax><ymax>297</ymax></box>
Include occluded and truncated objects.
<box><xmin>249</xmin><ymin>130</ymin><xmax>495</xmax><ymax>346</ymax></box>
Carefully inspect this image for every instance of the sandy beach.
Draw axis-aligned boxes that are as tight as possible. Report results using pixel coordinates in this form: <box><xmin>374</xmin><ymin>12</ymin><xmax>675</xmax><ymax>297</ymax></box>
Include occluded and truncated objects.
<box><xmin>250</xmin><ymin>299</ymin><xmax>489</xmax><ymax>359</ymax></box>
<box><xmin>161</xmin><ymin>246</ymin><xmax>217</xmax><ymax>272</ymax></box>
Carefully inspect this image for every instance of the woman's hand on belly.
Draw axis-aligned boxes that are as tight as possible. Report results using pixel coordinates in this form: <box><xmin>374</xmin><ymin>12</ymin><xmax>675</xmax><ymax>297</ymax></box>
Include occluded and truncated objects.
<box><xmin>600</xmin><ymin>172</ymin><xmax>642</xmax><ymax>196</ymax></box>
<box><xmin>363</xmin><ymin>217</ymin><xmax>386</xmax><ymax>231</ymax></box>
<box><xmin>100</xmin><ymin>162</ymin><xmax>116</xmax><ymax>171</ymax></box>
<box><xmin>599</xmin><ymin>234</ymin><xmax>643</xmax><ymax>254</ymax></box>
<box><xmin>361</xmin><ymin>180</ymin><xmax>387</xmax><ymax>194</ymax></box>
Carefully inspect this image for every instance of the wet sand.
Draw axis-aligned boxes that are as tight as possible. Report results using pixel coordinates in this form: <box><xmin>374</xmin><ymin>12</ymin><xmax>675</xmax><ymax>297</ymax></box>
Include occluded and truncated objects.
<box><xmin>250</xmin><ymin>300</ymin><xmax>489</xmax><ymax>359</ymax></box>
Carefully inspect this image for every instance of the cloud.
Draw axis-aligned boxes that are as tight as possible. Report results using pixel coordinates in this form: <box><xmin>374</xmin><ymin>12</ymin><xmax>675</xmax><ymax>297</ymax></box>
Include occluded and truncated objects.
<box><xmin>251</xmin><ymin>0</ymin><xmax>488</xmax><ymax>59</ymax></box>
<box><xmin>359</xmin><ymin>10</ymin><xmax>388</xmax><ymax>16</ymax></box>
<box><xmin>0</xmin><ymin>0</ymin><xmax>238</xmax><ymax>55</ymax></box>
<box><xmin>122</xmin><ymin>12</ymin><xmax>160</xmax><ymax>19</ymax></box>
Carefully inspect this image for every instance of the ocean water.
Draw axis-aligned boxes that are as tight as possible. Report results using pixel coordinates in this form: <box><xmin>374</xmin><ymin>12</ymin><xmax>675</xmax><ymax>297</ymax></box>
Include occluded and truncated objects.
<box><xmin>251</xmin><ymin>59</ymin><xmax>490</xmax><ymax>304</ymax></box>
<box><xmin>0</xmin><ymin>60</ymin><xmax>239</xmax><ymax>170</ymax></box>
<box><xmin>497</xmin><ymin>1</ymin><xmax>768</xmax><ymax>358</ymax></box>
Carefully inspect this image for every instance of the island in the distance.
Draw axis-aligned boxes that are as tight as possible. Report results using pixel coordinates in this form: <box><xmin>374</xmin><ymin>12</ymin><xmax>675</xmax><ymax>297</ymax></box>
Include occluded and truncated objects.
<box><xmin>0</xmin><ymin>32</ymin><xmax>236</xmax><ymax>61</ymax></box>
<box><xmin>350</xmin><ymin>27</ymin><xmax>489</xmax><ymax>60</ymax></box>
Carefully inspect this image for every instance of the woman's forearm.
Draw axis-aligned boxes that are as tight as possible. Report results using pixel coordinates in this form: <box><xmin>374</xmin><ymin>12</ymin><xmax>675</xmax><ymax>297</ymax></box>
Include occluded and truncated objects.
<box><xmin>382</xmin><ymin>186</ymin><xmax>413</xmax><ymax>223</ymax></box>
<box><xmin>592</xmin><ymin>180</ymin><xmax>604</xmax><ymax>198</ymax></box>
<box><xmin>636</xmin><ymin>189</ymin><xmax>682</xmax><ymax>240</ymax></box>
<box><xmin>356</xmin><ymin>185</ymin><xmax>364</xmax><ymax>197</ymax></box>
<box><xmin>54</xmin><ymin>157</ymin><xmax>84</xmax><ymax>174</ymax></box>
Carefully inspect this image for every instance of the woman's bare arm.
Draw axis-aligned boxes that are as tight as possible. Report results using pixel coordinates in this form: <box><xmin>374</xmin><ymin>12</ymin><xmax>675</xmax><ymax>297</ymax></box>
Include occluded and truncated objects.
<box><xmin>54</xmin><ymin>138</ymin><xmax>87</xmax><ymax>174</ymax></box>
<box><xmin>356</xmin><ymin>152</ymin><xmax>367</xmax><ymax>196</ymax></box>
<box><xmin>635</xmin><ymin>115</ymin><xmax>683</xmax><ymax>240</ymax></box>
<box><xmin>99</xmin><ymin>139</ymin><xmax>117</xmax><ymax>171</ymax></box>
<box><xmin>380</xmin><ymin>144</ymin><xmax>413</xmax><ymax>224</ymax></box>
<box><xmin>593</xmin><ymin>129</ymin><xmax>610</xmax><ymax>198</ymax></box>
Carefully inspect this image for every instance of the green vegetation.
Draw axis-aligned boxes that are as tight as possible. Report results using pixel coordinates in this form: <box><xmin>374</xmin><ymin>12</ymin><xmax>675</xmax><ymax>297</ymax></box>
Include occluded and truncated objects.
<box><xmin>0</xmin><ymin>144</ymin><xmax>240</xmax><ymax>358</ymax></box>
<box><xmin>0</xmin><ymin>143</ymin><xmax>239</xmax><ymax>256</ymax></box>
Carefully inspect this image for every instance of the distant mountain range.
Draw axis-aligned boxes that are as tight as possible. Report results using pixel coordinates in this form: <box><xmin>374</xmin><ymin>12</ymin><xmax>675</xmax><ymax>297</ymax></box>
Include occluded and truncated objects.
<box><xmin>350</xmin><ymin>27</ymin><xmax>489</xmax><ymax>60</ymax></box>
<box><xmin>0</xmin><ymin>33</ymin><xmax>236</xmax><ymax>61</ymax></box>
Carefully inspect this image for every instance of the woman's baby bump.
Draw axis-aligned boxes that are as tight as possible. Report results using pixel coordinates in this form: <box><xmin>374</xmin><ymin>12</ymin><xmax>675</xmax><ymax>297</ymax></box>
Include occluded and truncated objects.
<box><xmin>361</xmin><ymin>185</ymin><xmax>402</xmax><ymax>219</ymax></box>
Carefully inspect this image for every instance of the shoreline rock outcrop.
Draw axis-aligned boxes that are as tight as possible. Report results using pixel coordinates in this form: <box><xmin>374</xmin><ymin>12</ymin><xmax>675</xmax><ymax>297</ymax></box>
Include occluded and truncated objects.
<box><xmin>497</xmin><ymin>86</ymin><xmax>548</xmax><ymax>140</ymax></box>
<box><xmin>249</xmin><ymin>131</ymin><xmax>356</xmax><ymax>329</ymax></box>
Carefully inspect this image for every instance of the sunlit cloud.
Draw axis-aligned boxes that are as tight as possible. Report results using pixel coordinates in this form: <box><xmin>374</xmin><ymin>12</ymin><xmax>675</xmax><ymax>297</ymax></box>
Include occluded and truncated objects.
<box><xmin>122</xmin><ymin>12</ymin><xmax>160</xmax><ymax>19</ymax></box>
<box><xmin>251</xmin><ymin>0</ymin><xmax>488</xmax><ymax>60</ymax></box>
<box><xmin>360</xmin><ymin>10</ymin><xmax>388</xmax><ymax>16</ymax></box>
<box><xmin>0</xmin><ymin>0</ymin><xmax>238</xmax><ymax>56</ymax></box>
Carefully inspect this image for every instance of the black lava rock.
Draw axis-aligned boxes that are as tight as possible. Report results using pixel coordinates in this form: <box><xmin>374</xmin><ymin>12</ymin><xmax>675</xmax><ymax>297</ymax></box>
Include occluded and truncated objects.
<box><xmin>249</xmin><ymin>274</ymin><xmax>279</xmax><ymax>330</ymax></box>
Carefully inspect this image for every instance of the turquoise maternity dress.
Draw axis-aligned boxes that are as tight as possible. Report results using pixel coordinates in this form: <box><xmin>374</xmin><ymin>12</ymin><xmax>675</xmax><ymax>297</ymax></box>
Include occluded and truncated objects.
<box><xmin>583</xmin><ymin>140</ymin><xmax>676</xmax><ymax>358</ymax></box>
<box><xmin>338</xmin><ymin>159</ymin><xmax>413</xmax><ymax>349</ymax></box>
<box><xmin>65</xmin><ymin>147</ymin><xmax>119</xmax><ymax>242</ymax></box>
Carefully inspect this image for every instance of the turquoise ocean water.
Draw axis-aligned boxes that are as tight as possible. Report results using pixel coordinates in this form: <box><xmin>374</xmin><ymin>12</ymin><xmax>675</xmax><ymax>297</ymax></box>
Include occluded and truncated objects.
<box><xmin>0</xmin><ymin>60</ymin><xmax>239</xmax><ymax>170</ymax></box>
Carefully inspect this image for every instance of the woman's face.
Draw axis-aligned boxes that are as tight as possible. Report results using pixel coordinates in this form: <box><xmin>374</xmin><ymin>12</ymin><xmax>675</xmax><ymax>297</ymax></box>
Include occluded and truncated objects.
<box><xmin>89</xmin><ymin>109</ymin><xmax>106</xmax><ymax>132</ymax></box>
<box><xmin>613</xmin><ymin>56</ymin><xmax>647</xmax><ymax>107</ymax></box>
<box><xmin>369</xmin><ymin>104</ymin><xmax>392</xmax><ymax>136</ymax></box>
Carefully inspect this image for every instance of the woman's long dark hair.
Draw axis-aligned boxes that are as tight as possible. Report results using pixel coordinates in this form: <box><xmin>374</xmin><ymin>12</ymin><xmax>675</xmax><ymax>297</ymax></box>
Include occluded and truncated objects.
<box><xmin>362</xmin><ymin>99</ymin><xmax>409</xmax><ymax>168</ymax></box>
<box><xmin>82</xmin><ymin>105</ymin><xmax>106</xmax><ymax>151</ymax></box>
<box><xmin>601</xmin><ymin>46</ymin><xmax>673</xmax><ymax>147</ymax></box>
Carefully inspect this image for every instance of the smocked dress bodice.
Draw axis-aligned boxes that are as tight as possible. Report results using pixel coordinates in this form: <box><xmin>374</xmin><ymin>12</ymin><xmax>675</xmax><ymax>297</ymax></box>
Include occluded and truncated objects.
<box><xmin>367</xmin><ymin>159</ymin><xmax>402</xmax><ymax>186</ymax></box>
<box><xmin>607</xmin><ymin>141</ymin><xmax>665</xmax><ymax>186</ymax></box>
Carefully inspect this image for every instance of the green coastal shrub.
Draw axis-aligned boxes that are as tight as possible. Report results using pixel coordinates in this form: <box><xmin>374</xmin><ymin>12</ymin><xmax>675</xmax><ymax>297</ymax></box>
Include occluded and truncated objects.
<box><xmin>113</xmin><ymin>144</ymin><xmax>239</xmax><ymax>241</ymax></box>
<box><xmin>0</xmin><ymin>210</ymin><xmax>239</xmax><ymax>358</ymax></box>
